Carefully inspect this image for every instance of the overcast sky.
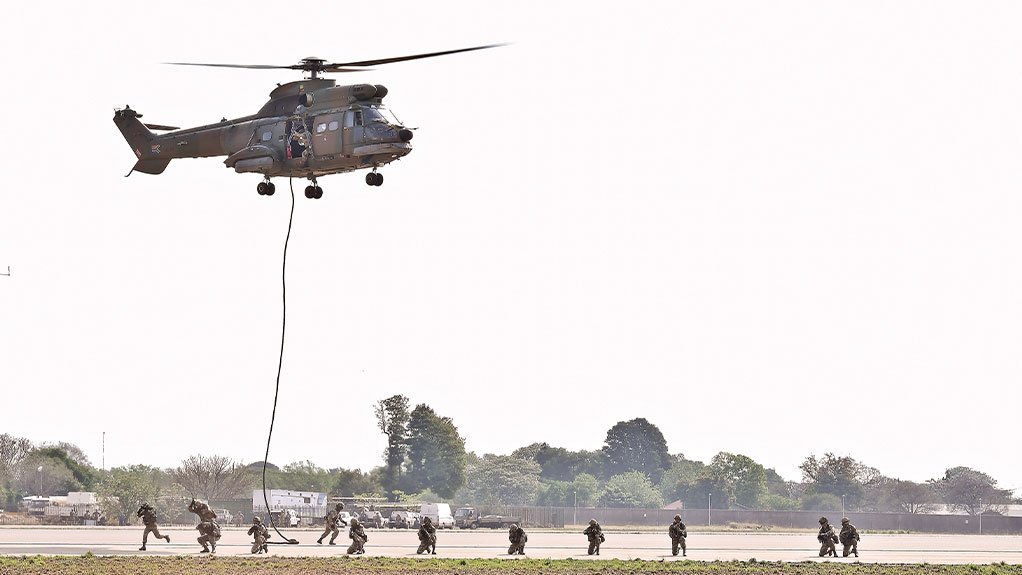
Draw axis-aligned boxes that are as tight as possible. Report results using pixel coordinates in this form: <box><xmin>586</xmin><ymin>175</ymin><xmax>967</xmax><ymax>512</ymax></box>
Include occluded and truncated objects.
<box><xmin>1</xmin><ymin>1</ymin><xmax>1020</xmax><ymax>494</ymax></box>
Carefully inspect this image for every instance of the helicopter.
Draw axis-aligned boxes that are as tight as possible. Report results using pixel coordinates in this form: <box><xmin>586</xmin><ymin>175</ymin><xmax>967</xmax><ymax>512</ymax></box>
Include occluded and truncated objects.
<box><xmin>114</xmin><ymin>45</ymin><xmax>502</xmax><ymax>199</ymax></box>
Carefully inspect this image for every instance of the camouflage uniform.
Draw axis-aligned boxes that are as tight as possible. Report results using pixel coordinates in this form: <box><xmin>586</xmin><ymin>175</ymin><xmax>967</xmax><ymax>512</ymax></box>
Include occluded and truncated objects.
<box><xmin>416</xmin><ymin>517</ymin><xmax>437</xmax><ymax>554</ymax></box>
<box><xmin>583</xmin><ymin>519</ymin><xmax>604</xmax><ymax>555</ymax></box>
<box><xmin>507</xmin><ymin>523</ymin><xmax>527</xmax><ymax>555</ymax></box>
<box><xmin>668</xmin><ymin>515</ymin><xmax>687</xmax><ymax>557</ymax></box>
<box><xmin>817</xmin><ymin>517</ymin><xmax>838</xmax><ymax>557</ymax></box>
<box><xmin>347</xmin><ymin>518</ymin><xmax>368</xmax><ymax>555</ymax></box>
<box><xmin>136</xmin><ymin>503</ymin><xmax>170</xmax><ymax>551</ymax></box>
<box><xmin>248</xmin><ymin>517</ymin><xmax>269</xmax><ymax>554</ymax></box>
<box><xmin>318</xmin><ymin>503</ymin><xmax>345</xmax><ymax>545</ymax></box>
<box><xmin>188</xmin><ymin>499</ymin><xmax>221</xmax><ymax>553</ymax></box>
<box><xmin>839</xmin><ymin>518</ymin><xmax>860</xmax><ymax>558</ymax></box>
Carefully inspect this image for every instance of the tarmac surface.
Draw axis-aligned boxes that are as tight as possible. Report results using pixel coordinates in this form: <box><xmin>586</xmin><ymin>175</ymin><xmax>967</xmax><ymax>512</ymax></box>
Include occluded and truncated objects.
<box><xmin>1</xmin><ymin>527</ymin><xmax>1020</xmax><ymax>563</ymax></box>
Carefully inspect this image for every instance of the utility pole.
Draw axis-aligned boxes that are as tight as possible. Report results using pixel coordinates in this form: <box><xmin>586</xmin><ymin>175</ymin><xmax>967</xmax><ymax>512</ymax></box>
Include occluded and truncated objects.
<box><xmin>707</xmin><ymin>493</ymin><xmax>711</xmax><ymax>527</ymax></box>
<box><xmin>102</xmin><ymin>432</ymin><xmax>105</xmax><ymax>471</ymax></box>
<box><xmin>979</xmin><ymin>498</ymin><xmax>983</xmax><ymax>535</ymax></box>
<box><xmin>573</xmin><ymin>490</ymin><xmax>577</xmax><ymax>527</ymax></box>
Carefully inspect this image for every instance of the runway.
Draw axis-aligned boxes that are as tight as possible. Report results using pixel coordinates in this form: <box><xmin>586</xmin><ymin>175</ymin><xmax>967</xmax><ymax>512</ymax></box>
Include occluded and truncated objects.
<box><xmin>1</xmin><ymin>527</ymin><xmax>1020</xmax><ymax>563</ymax></box>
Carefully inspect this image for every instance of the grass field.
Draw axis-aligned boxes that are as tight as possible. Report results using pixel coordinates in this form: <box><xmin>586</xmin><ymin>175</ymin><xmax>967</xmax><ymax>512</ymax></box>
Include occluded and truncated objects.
<box><xmin>1</xmin><ymin>556</ymin><xmax>1020</xmax><ymax>575</ymax></box>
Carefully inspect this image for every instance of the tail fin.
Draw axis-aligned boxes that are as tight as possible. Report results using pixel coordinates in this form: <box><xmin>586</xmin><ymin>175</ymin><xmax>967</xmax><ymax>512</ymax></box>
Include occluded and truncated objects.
<box><xmin>113</xmin><ymin>107</ymin><xmax>171</xmax><ymax>175</ymax></box>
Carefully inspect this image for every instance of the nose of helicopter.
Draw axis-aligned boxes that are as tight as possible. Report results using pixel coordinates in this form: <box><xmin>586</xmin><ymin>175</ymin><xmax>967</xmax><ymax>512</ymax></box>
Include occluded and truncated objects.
<box><xmin>398</xmin><ymin>129</ymin><xmax>413</xmax><ymax>142</ymax></box>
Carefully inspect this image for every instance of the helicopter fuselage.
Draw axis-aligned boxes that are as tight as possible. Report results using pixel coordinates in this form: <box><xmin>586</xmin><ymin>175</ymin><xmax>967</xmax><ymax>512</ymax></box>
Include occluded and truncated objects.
<box><xmin>114</xmin><ymin>79</ymin><xmax>412</xmax><ymax>181</ymax></box>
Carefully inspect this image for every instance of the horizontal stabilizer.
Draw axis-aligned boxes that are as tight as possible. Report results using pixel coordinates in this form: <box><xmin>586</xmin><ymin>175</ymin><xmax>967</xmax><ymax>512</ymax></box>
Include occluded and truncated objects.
<box><xmin>127</xmin><ymin>158</ymin><xmax>172</xmax><ymax>176</ymax></box>
<box><xmin>144</xmin><ymin>123</ymin><xmax>179</xmax><ymax>131</ymax></box>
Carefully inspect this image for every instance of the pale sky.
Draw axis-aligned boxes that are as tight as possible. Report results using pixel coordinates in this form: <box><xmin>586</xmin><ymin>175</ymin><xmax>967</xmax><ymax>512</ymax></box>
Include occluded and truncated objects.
<box><xmin>1</xmin><ymin>1</ymin><xmax>1020</xmax><ymax>495</ymax></box>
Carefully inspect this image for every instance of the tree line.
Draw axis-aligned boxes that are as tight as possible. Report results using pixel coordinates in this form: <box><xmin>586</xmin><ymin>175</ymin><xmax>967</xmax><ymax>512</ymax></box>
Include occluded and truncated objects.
<box><xmin>2</xmin><ymin>408</ymin><xmax>1017</xmax><ymax>522</ymax></box>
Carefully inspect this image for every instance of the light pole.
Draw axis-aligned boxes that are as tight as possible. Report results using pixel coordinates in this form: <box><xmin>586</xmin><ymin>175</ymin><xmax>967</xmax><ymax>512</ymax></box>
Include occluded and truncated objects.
<box><xmin>841</xmin><ymin>494</ymin><xmax>845</xmax><ymax>517</ymax></box>
<box><xmin>978</xmin><ymin>498</ymin><xmax>983</xmax><ymax>535</ymax></box>
<box><xmin>573</xmin><ymin>490</ymin><xmax>577</xmax><ymax>527</ymax></box>
<box><xmin>707</xmin><ymin>493</ymin><xmax>711</xmax><ymax>527</ymax></box>
<box><xmin>37</xmin><ymin>466</ymin><xmax>43</xmax><ymax>496</ymax></box>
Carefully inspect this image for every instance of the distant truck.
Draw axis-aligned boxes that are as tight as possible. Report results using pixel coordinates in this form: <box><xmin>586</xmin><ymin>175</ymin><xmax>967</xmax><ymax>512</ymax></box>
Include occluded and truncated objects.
<box><xmin>420</xmin><ymin>503</ymin><xmax>455</xmax><ymax>529</ymax></box>
<box><xmin>454</xmin><ymin>507</ymin><xmax>521</xmax><ymax>529</ymax></box>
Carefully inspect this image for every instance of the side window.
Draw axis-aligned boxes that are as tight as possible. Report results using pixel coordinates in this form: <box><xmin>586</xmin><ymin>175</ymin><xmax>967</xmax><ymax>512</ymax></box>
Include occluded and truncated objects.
<box><xmin>316</xmin><ymin>123</ymin><xmax>327</xmax><ymax>134</ymax></box>
<box><xmin>261</xmin><ymin>130</ymin><xmax>272</xmax><ymax>142</ymax></box>
<box><xmin>328</xmin><ymin>120</ymin><xmax>339</xmax><ymax>131</ymax></box>
<box><xmin>354</xmin><ymin>111</ymin><xmax>363</xmax><ymax>126</ymax></box>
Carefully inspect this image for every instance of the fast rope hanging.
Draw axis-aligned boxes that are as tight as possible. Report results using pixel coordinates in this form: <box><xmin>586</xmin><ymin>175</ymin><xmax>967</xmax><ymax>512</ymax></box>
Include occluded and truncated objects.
<box><xmin>261</xmin><ymin>178</ymin><xmax>300</xmax><ymax>545</ymax></box>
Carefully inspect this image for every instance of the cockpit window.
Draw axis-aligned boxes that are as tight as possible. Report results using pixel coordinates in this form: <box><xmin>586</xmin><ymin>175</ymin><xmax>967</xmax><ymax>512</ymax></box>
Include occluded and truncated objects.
<box><xmin>363</xmin><ymin>108</ymin><xmax>388</xmax><ymax>124</ymax></box>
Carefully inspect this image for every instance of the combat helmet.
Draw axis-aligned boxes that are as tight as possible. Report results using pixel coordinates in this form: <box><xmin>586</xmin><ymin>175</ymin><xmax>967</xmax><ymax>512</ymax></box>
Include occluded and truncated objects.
<box><xmin>589</xmin><ymin>519</ymin><xmax>597</xmax><ymax>526</ymax></box>
<box><xmin>351</xmin><ymin>518</ymin><xmax>360</xmax><ymax>526</ymax></box>
<box><xmin>335</xmin><ymin>503</ymin><xmax>344</xmax><ymax>510</ymax></box>
<box><xmin>819</xmin><ymin>516</ymin><xmax>828</xmax><ymax>524</ymax></box>
<box><xmin>841</xmin><ymin>517</ymin><xmax>850</xmax><ymax>524</ymax></box>
<box><xmin>674</xmin><ymin>515</ymin><xmax>682</xmax><ymax>521</ymax></box>
<box><xmin>253</xmin><ymin>516</ymin><xmax>262</xmax><ymax>524</ymax></box>
<box><xmin>510</xmin><ymin>523</ymin><xmax>518</xmax><ymax>530</ymax></box>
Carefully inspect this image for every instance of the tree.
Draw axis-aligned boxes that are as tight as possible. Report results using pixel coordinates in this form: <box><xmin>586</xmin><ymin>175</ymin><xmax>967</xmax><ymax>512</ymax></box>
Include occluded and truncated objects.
<box><xmin>884</xmin><ymin>479</ymin><xmax>938</xmax><ymax>514</ymax></box>
<box><xmin>403</xmin><ymin>404</ymin><xmax>467</xmax><ymax>498</ymax></box>
<box><xmin>658</xmin><ymin>457</ymin><xmax>707</xmax><ymax>503</ymax></box>
<box><xmin>801</xmin><ymin>492</ymin><xmax>843</xmax><ymax>512</ymax></box>
<box><xmin>173</xmin><ymin>455</ymin><xmax>253</xmax><ymax>501</ymax></box>
<box><xmin>269</xmin><ymin>461</ymin><xmax>334</xmax><ymax>493</ymax></box>
<box><xmin>375</xmin><ymin>395</ymin><xmax>410</xmax><ymax>495</ymax></box>
<box><xmin>599</xmin><ymin>471</ymin><xmax>666</xmax><ymax>508</ymax></box>
<box><xmin>601</xmin><ymin>418</ymin><xmax>672</xmax><ymax>482</ymax></box>
<box><xmin>332</xmin><ymin>467</ymin><xmax>382</xmax><ymax>497</ymax></box>
<box><xmin>97</xmin><ymin>465</ymin><xmax>167</xmax><ymax>525</ymax></box>
<box><xmin>930</xmin><ymin>466</ymin><xmax>1012</xmax><ymax>515</ymax></box>
<box><xmin>527</xmin><ymin>444</ymin><xmax>605</xmax><ymax>481</ymax></box>
<box><xmin>0</xmin><ymin>434</ymin><xmax>33</xmax><ymax>482</ymax></box>
<box><xmin>708</xmin><ymin>452</ymin><xmax>767</xmax><ymax>508</ymax></box>
<box><xmin>459</xmin><ymin>455</ymin><xmax>541</xmax><ymax>506</ymax></box>
<box><xmin>800</xmin><ymin>453</ymin><xmax>880</xmax><ymax>510</ymax></box>
<box><xmin>572</xmin><ymin>473</ymin><xmax>600</xmax><ymax>507</ymax></box>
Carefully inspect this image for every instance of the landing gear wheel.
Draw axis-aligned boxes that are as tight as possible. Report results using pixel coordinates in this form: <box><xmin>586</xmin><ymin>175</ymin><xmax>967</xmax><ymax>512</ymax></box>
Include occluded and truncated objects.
<box><xmin>257</xmin><ymin>182</ymin><xmax>269</xmax><ymax>195</ymax></box>
<box><xmin>305</xmin><ymin>185</ymin><xmax>317</xmax><ymax>199</ymax></box>
<box><xmin>314</xmin><ymin>186</ymin><xmax>323</xmax><ymax>199</ymax></box>
<box><xmin>373</xmin><ymin>173</ymin><xmax>383</xmax><ymax>186</ymax></box>
<box><xmin>265</xmin><ymin>182</ymin><xmax>275</xmax><ymax>196</ymax></box>
<box><xmin>366</xmin><ymin>172</ymin><xmax>383</xmax><ymax>186</ymax></box>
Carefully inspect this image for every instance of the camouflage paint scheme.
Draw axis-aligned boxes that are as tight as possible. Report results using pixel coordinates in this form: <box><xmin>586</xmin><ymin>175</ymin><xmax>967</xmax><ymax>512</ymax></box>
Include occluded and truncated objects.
<box><xmin>114</xmin><ymin>79</ymin><xmax>412</xmax><ymax>180</ymax></box>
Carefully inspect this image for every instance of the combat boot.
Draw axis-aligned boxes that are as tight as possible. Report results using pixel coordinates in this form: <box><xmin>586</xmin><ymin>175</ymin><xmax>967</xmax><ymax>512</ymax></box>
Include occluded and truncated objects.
<box><xmin>165</xmin><ymin>535</ymin><xmax>171</xmax><ymax>543</ymax></box>
<box><xmin>139</xmin><ymin>545</ymin><xmax>146</xmax><ymax>551</ymax></box>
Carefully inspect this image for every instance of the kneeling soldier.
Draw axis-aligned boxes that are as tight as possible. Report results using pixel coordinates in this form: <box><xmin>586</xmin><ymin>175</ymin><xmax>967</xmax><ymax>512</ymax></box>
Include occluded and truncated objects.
<box><xmin>669</xmin><ymin>514</ymin><xmax>687</xmax><ymax>557</ymax></box>
<box><xmin>508</xmin><ymin>523</ymin><xmax>527</xmax><ymax>555</ymax></box>
<box><xmin>839</xmin><ymin>517</ymin><xmax>860</xmax><ymax>557</ymax></box>
<box><xmin>188</xmin><ymin>499</ymin><xmax>221</xmax><ymax>553</ymax></box>
<box><xmin>347</xmin><ymin>517</ymin><xmax>368</xmax><ymax>555</ymax></box>
<box><xmin>817</xmin><ymin>516</ymin><xmax>838</xmax><ymax>557</ymax></box>
<box><xmin>248</xmin><ymin>516</ymin><xmax>269</xmax><ymax>554</ymax></box>
<box><xmin>584</xmin><ymin>519</ymin><xmax>604</xmax><ymax>555</ymax></box>
<box><xmin>416</xmin><ymin>516</ymin><xmax>437</xmax><ymax>554</ymax></box>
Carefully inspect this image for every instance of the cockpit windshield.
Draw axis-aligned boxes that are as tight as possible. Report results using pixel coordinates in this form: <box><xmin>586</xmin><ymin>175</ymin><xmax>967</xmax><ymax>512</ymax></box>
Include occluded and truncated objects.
<box><xmin>366</xmin><ymin>106</ymin><xmax>403</xmax><ymax>126</ymax></box>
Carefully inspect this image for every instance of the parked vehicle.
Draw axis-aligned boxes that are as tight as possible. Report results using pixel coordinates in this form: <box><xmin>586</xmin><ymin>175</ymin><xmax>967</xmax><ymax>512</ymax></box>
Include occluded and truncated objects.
<box><xmin>389</xmin><ymin>510</ymin><xmax>422</xmax><ymax>529</ymax></box>
<box><xmin>269</xmin><ymin>508</ymin><xmax>301</xmax><ymax>528</ymax></box>
<box><xmin>420</xmin><ymin>503</ymin><xmax>455</xmax><ymax>529</ymax></box>
<box><xmin>454</xmin><ymin>506</ymin><xmax>521</xmax><ymax>529</ymax></box>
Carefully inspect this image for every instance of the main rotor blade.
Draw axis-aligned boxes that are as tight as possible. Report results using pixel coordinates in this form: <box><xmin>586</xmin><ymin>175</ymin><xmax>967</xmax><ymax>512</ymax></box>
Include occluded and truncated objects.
<box><xmin>164</xmin><ymin>62</ymin><xmax>293</xmax><ymax>70</ymax></box>
<box><xmin>322</xmin><ymin>43</ymin><xmax>508</xmax><ymax>69</ymax></box>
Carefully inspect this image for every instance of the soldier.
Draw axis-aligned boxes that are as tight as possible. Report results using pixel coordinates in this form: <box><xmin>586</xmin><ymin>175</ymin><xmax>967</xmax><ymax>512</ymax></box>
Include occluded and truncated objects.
<box><xmin>817</xmin><ymin>516</ymin><xmax>838</xmax><ymax>557</ymax></box>
<box><xmin>248</xmin><ymin>516</ymin><xmax>270</xmax><ymax>554</ymax></box>
<box><xmin>839</xmin><ymin>517</ymin><xmax>860</xmax><ymax>557</ymax></box>
<box><xmin>507</xmin><ymin>523</ymin><xmax>527</xmax><ymax>555</ymax></box>
<box><xmin>416</xmin><ymin>516</ymin><xmax>437</xmax><ymax>555</ymax></box>
<box><xmin>347</xmin><ymin>517</ymin><xmax>368</xmax><ymax>555</ymax></box>
<box><xmin>188</xmin><ymin>499</ymin><xmax>221</xmax><ymax>553</ymax></box>
<box><xmin>583</xmin><ymin>519</ymin><xmax>604</xmax><ymax>556</ymax></box>
<box><xmin>318</xmin><ymin>503</ymin><xmax>345</xmax><ymax>545</ymax></box>
<box><xmin>136</xmin><ymin>502</ymin><xmax>170</xmax><ymax>551</ymax></box>
<box><xmin>668</xmin><ymin>514</ymin><xmax>687</xmax><ymax>557</ymax></box>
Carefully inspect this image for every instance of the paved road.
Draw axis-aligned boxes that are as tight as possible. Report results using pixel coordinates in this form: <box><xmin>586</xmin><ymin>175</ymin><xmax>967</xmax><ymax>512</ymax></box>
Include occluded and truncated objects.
<box><xmin>1</xmin><ymin>527</ymin><xmax>1020</xmax><ymax>563</ymax></box>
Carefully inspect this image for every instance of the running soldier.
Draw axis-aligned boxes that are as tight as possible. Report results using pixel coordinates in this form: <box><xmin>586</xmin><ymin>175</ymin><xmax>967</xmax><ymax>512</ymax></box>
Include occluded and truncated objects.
<box><xmin>188</xmin><ymin>499</ymin><xmax>221</xmax><ymax>553</ymax></box>
<box><xmin>583</xmin><ymin>519</ymin><xmax>604</xmax><ymax>555</ymax></box>
<box><xmin>416</xmin><ymin>516</ymin><xmax>437</xmax><ymax>554</ymax></box>
<box><xmin>318</xmin><ymin>503</ymin><xmax>345</xmax><ymax>545</ymax></box>
<box><xmin>136</xmin><ymin>502</ymin><xmax>170</xmax><ymax>551</ymax></box>
<box><xmin>507</xmin><ymin>523</ymin><xmax>527</xmax><ymax>555</ymax></box>
<box><xmin>668</xmin><ymin>514</ymin><xmax>687</xmax><ymax>557</ymax></box>
<box><xmin>839</xmin><ymin>517</ymin><xmax>860</xmax><ymax>557</ymax></box>
<box><xmin>248</xmin><ymin>516</ymin><xmax>269</xmax><ymax>554</ymax></box>
<box><xmin>817</xmin><ymin>516</ymin><xmax>838</xmax><ymax>557</ymax></box>
<box><xmin>347</xmin><ymin>517</ymin><xmax>368</xmax><ymax>555</ymax></box>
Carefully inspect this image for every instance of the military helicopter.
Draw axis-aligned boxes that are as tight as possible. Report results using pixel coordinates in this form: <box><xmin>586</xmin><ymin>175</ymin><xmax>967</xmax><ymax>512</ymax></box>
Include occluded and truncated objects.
<box><xmin>114</xmin><ymin>45</ymin><xmax>502</xmax><ymax>199</ymax></box>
